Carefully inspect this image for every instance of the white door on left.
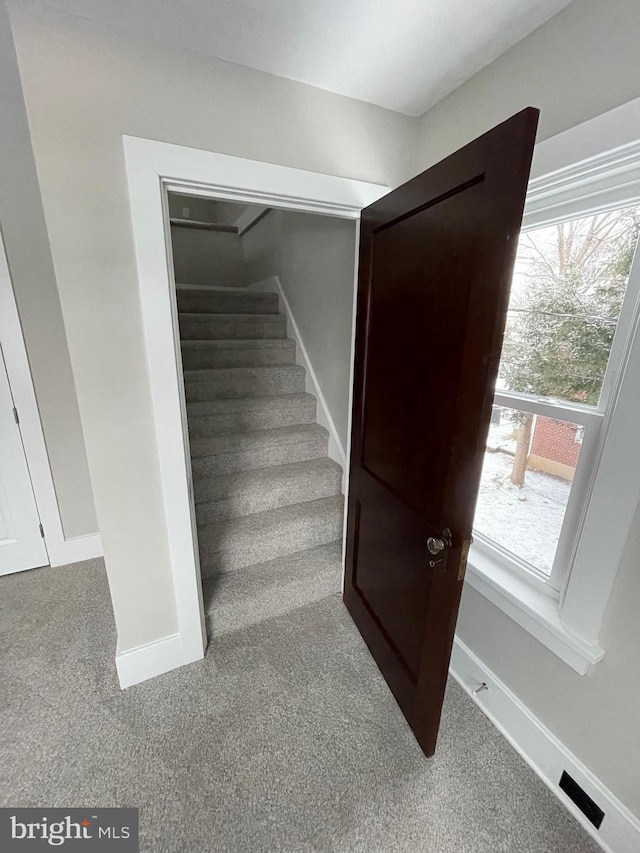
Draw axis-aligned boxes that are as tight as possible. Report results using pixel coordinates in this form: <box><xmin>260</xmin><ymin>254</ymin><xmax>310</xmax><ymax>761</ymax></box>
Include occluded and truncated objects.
<box><xmin>0</xmin><ymin>346</ymin><xmax>48</xmax><ymax>575</ymax></box>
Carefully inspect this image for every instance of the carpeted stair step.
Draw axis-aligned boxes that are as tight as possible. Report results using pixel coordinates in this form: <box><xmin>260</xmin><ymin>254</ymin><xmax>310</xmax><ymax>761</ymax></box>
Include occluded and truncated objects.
<box><xmin>177</xmin><ymin>287</ymin><xmax>279</xmax><ymax>315</ymax></box>
<box><xmin>203</xmin><ymin>542</ymin><xmax>342</xmax><ymax>636</ymax></box>
<box><xmin>181</xmin><ymin>338</ymin><xmax>296</xmax><ymax>370</ymax></box>
<box><xmin>190</xmin><ymin>423</ymin><xmax>329</xmax><ymax>478</ymax></box>
<box><xmin>179</xmin><ymin>312</ymin><xmax>287</xmax><ymax>340</ymax></box>
<box><xmin>195</xmin><ymin>457</ymin><xmax>343</xmax><ymax>522</ymax></box>
<box><xmin>184</xmin><ymin>365</ymin><xmax>306</xmax><ymax>402</ymax></box>
<box><xmin>187</xmin><ymin>393</ymin><xmax>316</xmax><ymax>437</ymax></box>
<box><xmin>198</xmin><ymin>494</ymin><xmax>344</xmax><ymax>575</ymax></box>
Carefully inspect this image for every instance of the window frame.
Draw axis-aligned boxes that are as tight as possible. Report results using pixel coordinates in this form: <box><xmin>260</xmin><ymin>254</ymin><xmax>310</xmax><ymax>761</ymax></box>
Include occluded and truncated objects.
<box><xmin>465</xmin><ymin>97</ymin><xmax>640</xmax><ymax>673</ymax></box>
<box><xmin>474</xmin><ymin>391</ymin><xmax>603</xmax><ymax>592</ymax></box>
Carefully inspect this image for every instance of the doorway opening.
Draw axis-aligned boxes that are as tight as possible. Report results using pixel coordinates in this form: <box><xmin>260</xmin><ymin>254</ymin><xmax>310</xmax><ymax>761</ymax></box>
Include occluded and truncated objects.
<box><xmin>122</xmin><ymin>134</ymin><xmax>389</xmax><ymax>680</ymax></box>
<box><xmin>165</xmin><ymin>191</ymin><xmax>358</xmax><ymax>639</ymax></box>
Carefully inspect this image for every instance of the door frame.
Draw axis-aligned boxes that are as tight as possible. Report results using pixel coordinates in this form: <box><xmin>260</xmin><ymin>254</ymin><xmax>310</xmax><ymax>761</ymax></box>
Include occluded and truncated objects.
<box><xmin>123</xmin><ymin>135</ymin><xmax>389</xmax><ymax>669</ymax></box>
<box><xmin>0</xmin><ymin>228</ymin><xmax>62</xmax><ymax>568</ymax></box>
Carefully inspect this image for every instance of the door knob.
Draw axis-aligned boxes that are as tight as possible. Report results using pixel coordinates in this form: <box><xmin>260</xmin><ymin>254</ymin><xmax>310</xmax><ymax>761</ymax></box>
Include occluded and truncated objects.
<box><xmin>427</xmin><ymin>528</ymin><xmax>452</xmax><ymax>555</ymax></box>
<box><xmin>427</xmin><ymin>538</ymin><xmax>445</xmax><ymax>555</ymax></box>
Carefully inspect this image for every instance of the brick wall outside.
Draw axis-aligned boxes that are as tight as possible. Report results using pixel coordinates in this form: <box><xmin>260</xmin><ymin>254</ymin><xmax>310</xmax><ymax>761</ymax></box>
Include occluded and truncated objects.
<box><xmin>530</xmin><ymin>416</ymin><xmax>582</xmax><ymax>468</ymax></box>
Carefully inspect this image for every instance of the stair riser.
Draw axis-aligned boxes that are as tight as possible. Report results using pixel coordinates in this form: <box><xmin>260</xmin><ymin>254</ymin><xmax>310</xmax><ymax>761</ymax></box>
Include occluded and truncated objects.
<box><xmin>199</xmin><ymin>508</ymin><xmax>343</xmax><ymax>574</ymax></box>
<box><xmin>185</xmin><ymin>370</ymin><xmax>305</xmax><ymax>402</ymax></box>
<box><xmin>195</xmin><ymin>467</ymin><xmax>342</xmax><ymax>522</ymax></box>
<box><xmin>191</xmin><ymin>436</ymin><xmax>328</xmax><ymax>478</ymax></box>
<box><xmin>188</xmin><ymin>398</ymin><xmax>316</xmax><ymax>437</ymax></box>
<box><xmin>181</xmin><ymin>343</ymin><xmax>295</xmax><ymax>370</ymax></box>
<box><xmin>205</xmin><ymin>560</ymin><xmax>341</xmax><ymax>637</ymax></box>
<box><xmin>177</xmin><ymin>291</ymin><xmax>279</xmax><ymax>315</ymax></box>
<box><xmin>179</xmin><ymin>314</ymin><xmax>286</xmax><ymax>340</ymax></box>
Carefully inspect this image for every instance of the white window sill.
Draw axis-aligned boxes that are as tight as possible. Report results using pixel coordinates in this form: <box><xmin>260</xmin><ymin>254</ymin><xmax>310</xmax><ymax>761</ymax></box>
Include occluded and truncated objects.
<box><xmin>465</xmin><ymin>545</ymin><xmax>604</xmax><ymax>675</ymax></box>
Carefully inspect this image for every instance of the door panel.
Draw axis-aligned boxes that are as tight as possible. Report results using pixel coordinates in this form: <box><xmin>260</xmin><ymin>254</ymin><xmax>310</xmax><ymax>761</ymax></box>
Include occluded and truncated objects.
<box><xmin>345</xmin><ymin>108</ymin><xmax>539</xmax><ymax>756</ymax></box>
<box><xmin>0</xmin><ymin>347</ymin><xmax>48</xmax><ymax>575</ymax></box>
<box><xmin>361</xmin><ymin>181</ymin><xmax>485</xmax><ymax>518</ymax></box>
<box><xmin>353</xmin><ymin>479</ymin><xmax>431</xmax><ymax>681</ymax></box>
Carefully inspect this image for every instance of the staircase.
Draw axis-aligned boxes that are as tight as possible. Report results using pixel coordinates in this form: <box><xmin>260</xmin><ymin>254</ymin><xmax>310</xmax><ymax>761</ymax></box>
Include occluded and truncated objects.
<box><xmin>177</xmin><ymin>285</ymin><xmax>344</xmax><ymax>636</ymax></box>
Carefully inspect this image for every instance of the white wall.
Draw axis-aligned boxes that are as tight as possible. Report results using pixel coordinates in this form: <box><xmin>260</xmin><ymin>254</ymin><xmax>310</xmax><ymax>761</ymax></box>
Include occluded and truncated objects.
<box><xmin>0</xmin><ymin>0</ymin><xmax>97</xmax><ymax>540</ymax></box>
<box><xmin>170</xmin><ymin>226</ymin><xmax>245</xmax><ymax>288</ymax></box>
<box><xmin>8</xmin><ymin>0</ymin><xmax>416</xmax><ymax>652</ymax></box>
<box><xmin>416</xmin><ymin>0</ymin><xmax>640</xmax><ymax>818</ymax></box>
<box><xmin>244</xmin><ymin>210</ymin><xmax>357</xmax><ymax>452</ymax></box>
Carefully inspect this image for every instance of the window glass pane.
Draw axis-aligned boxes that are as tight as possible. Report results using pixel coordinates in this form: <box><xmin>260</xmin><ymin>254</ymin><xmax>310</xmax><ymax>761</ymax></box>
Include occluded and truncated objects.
<box><xmin>497</xmin><ymin>205</ymin><xmax>640</xmax><ymax>405</ymax></box>
<box><xmin>473</xmin><ymin>406</ymin><xmax>585</xmax><ymax>575</ymax></box>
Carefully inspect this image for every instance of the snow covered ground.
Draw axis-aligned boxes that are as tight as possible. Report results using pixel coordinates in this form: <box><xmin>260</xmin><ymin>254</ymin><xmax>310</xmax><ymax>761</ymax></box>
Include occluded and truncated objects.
<box><xmin>486</xmin><ymin>419</ymin><xmax>518</xmax><ymax>453</ymax></box>
<box><xmin>473</xmin><ymin>447</ymin><xmax>573</xmax><ymax>575</ymax></box>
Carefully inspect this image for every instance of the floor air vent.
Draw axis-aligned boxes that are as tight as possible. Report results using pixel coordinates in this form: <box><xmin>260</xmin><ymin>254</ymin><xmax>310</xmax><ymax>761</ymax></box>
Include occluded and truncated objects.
<box><xmin>559</xmin><ymin>771</ymin><xmax>604</xmax><ymax>829</ymax></box>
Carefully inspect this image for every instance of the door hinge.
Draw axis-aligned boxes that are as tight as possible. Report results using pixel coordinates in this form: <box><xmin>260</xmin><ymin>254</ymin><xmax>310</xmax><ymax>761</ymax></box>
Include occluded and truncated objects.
<box><xmin>39</xmin><ymin>523</ymin><xmax>45</xmax><ymax>538</ymax></box>
<box><xmin>13</xmin><ymin>406</ymin><xmax>19</xmax><ymax>425</ymax></box>
<box><xmin>458</xmin><ymin>538</ymin><xmax>472</xmax><ymax>581</ymax></box>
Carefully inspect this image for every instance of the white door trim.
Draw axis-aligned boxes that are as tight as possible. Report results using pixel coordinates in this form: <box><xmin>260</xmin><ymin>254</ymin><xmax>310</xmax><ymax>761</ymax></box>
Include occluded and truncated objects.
<box><xmin>122</xmin><ymin>135</ymin><xmax>388</xmax><ymax>684</ymax></box>
<box><xmin>0</xmin><ymin>228</ymin><xmax>103</xmax><ymax>567</ymax></box>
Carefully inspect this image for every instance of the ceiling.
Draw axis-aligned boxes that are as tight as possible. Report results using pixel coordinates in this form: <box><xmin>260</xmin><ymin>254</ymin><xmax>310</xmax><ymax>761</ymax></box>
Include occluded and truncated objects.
<box><xmin>41</xmin><ymin>0</ymin><xmax>573</xmax><ymax>116</ymax></box>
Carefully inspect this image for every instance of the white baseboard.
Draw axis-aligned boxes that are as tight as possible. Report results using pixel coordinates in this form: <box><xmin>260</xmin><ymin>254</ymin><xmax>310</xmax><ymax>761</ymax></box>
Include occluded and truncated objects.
<box><xmin>116</xmin><ymin>632</ymin><xmax>202</xmax><ymax>689</ymax></box>
<box><xmin>48</xmin><ymin>532</ymin><xmax>103</xmax><ymax>567</ymax></box>
<box><xmin>450</xmin><ymin>638</ymin><xmax>640</xmax><ymax>853</ymax></box>
<box><xmin>248</xmin><ymin>276</ymin><xmax>346</xmax><ymax>471</ymax></box>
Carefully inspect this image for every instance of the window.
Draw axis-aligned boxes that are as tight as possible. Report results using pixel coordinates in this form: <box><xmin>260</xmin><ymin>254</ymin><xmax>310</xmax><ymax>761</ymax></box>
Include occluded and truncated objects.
<box><xmin>464</xmin><ymin>99</ymin><xmax>640</xmax><ymax>673</ymax></box>
<box><xmin>473</xmin><ymin>205</ymin><xmax>640</xmax><ymax>592</ymax></box>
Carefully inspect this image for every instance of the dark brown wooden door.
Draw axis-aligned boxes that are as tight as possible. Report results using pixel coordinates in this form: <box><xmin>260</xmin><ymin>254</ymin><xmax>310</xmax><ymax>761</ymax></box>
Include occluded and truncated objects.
<box><xmin>344</xmin><ymin>108</ymin><xmax>539</xmax><ymax>757</ymax></box>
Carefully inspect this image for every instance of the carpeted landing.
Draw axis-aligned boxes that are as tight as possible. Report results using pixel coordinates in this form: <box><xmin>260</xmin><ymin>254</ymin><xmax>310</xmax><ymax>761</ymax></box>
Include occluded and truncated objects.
<box><xmin>0</xmin><ymin>556</ymin><xmax>600</xmax><ymax>852</ymax></box>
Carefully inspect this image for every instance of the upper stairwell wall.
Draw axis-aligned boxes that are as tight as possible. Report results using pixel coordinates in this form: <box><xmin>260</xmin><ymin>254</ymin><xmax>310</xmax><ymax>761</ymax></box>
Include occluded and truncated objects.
<box><xmin>169</xmin><ymin>193</ymin><xmax>247</xmax><ymax>287</ymax></box>
<box><xmin>243</xmin><ymin>209</ymin><xmax>357</xmax><ymax>455</ymax></box>
<box><xmin>170</xmin><ymin>205</ymin><xmax>356</xmax><ymax>456</ymax></box>
<box><xmin>170</xmin><ymin>227</ymin><xmax>245</xmax><ymax>288</ymax></box>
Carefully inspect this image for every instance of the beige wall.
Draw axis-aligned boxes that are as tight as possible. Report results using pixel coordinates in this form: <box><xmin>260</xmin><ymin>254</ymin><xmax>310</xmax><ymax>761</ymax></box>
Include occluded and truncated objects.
<box><xmin>416</xmin><ymin>0</ymin><xmax>640</xmax><ymax>817</ymax></box>
<box><xmin>416</xmin><ymin>0</ymin><xmax>640</xmax><ymax>169</ymax></box>
<box><xmin>458</xmin><ymin>510</ymin><xmax>640</xmax><ymax>815</ymax></box>
<box><xmin>0</xmin><ymin>1</ymin><xmax>97</xmax><ymax>540</ymax></box>
<box><xmin>244</xmin><ymin>210</ymin><xmax>357</xmax><ymax>450</ymax></box>
<box><xmin>168</xmin><ymin>193</ymin><xmax>247</xmax><ymax>225</ymax></box>
<box><xmin>8</xmin><ymin>0</ymin><xmax>416</xmax><ymax>651</ymax></box>
<box><xmin>170</xmin><ymin>226</ymin><xmax>245</xmax><ymax>288</ymax></box>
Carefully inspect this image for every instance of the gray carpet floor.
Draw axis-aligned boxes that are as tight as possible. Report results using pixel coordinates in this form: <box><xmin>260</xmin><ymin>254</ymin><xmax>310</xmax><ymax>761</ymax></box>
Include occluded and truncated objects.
<box><xmin>0</xmin><ymin>556</ymin><xmax>600</xmax><ymax>852</ymax></box>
